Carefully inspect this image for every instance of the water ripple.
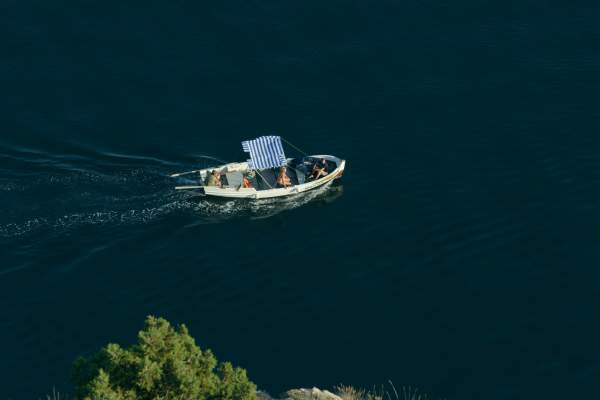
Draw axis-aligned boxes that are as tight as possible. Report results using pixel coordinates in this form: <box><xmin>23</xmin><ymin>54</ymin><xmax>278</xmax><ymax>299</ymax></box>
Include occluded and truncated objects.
<box><xmin>0</xmin><ymin>144</ymin><xmax>344</xmax><ymax>239</ymax></box>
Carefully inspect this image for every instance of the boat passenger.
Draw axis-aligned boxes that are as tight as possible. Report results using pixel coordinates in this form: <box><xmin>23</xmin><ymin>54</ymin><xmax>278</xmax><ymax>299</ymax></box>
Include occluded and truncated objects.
<box><xmin>276</xmin><ymin>166</ymin><xmax>292</xmax><ymax>188</ymax></box>
<box><xmin>242</xmin><ymin>175</ymin><xmax>252</xmax><ymax>188</ymax></box>
<box><xmin>310</xmin><ymin>158</ymin><xmax>328</xmax><ymax>180</ymax></box>
<box><xmin>205</xmin><ymin>170</ymin><xmax>221</xmax><ymax>187</ymax></box>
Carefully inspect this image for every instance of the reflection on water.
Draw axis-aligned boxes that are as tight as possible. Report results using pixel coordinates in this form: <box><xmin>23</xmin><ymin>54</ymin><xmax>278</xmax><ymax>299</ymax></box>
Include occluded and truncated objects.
<box><xmin>191</xmin><ymin>182</ymin><xmax>344</xmax><ymax>222</ymax></box>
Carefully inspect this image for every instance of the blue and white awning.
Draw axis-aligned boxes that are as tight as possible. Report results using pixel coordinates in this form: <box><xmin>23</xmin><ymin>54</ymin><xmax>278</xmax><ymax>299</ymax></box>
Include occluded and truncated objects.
<box><xmin>242</xmin><ymin>136</ymin><xmax>287</xmax><ymax>170</ymax></box>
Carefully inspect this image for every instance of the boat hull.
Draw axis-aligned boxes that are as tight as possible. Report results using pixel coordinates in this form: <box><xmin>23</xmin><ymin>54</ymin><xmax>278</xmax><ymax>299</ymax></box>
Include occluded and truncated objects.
<box><xmin>198</xmin><ymin>156</ymin><xmax>345</xmax><ymax>199</ymax></box>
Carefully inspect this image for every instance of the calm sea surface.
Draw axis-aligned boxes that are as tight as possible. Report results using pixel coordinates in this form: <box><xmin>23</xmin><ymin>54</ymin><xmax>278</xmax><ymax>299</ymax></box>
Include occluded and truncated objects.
<box><xmin>1</xmin><ymin>2</ymin><xmax>600</xmax><ymax>399</ymax></box>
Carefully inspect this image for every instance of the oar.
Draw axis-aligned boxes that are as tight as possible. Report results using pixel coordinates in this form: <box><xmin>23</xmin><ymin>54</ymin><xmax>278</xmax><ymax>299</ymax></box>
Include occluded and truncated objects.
<box><xmin>170</xmin><ymin>170</ymin><xmax>202</xmax><ymax>178</ymax></box>
<box><xmin>175</xmin><ymin>185</ymin><xmax>204</xmax><ymax>190</ymax></box>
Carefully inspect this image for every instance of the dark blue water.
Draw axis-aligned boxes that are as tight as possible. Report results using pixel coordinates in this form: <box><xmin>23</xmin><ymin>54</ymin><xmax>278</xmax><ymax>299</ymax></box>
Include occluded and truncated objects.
<box><xmin>2</xmin><ymin>1</ymin><xmax>600</xmax><ymax>399</ymax></box>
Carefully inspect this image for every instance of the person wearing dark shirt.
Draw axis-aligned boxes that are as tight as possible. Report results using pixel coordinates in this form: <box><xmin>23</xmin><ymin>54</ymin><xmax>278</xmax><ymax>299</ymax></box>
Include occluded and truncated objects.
<box><xmin>310</xmin><ymin>158</ymin><xmax>328</xmax><ymax>180</ymax></box>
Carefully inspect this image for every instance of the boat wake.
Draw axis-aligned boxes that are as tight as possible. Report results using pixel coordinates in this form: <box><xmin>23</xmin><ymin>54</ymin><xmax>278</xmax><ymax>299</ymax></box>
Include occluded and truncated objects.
<box><xmin>0</xmin><ymin>146</ymin><xmax>343</xmax><ymax>238</ymax></box>
<box><xmin>192</xmin><ymin>181</ymin><xmax>344</xmax><ymax>222</ymax></box>
<box><xmin>0</xmin><ymin>200</ymin><xmax>196</xmax><ymax>238</ymax></box>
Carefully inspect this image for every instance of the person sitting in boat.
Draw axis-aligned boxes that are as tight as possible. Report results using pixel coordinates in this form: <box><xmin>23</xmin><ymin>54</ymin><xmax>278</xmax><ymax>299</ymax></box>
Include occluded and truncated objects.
<box><xmin>242</xmin><ymin>174</ymin><xmax>252</xmax><ymax>188</ymax></box>
<box><xmin>310</xmin><ymin>158</ymin><xmax>328</xmax><ymax>180</ymax></box>
<box><xmin>276</xmin><ymin>166</ymin><xmax>292</xmax><ymax>188</ymax></box>
<box><xmin>205</xmin><ymin>170</ymin><xmax>221</xmax><ymax>187</ymax></box>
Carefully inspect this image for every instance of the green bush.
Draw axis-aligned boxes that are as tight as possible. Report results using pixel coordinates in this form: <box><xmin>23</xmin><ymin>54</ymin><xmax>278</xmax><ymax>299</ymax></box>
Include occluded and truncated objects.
<box><xmin>71</xmin><ymin>316</ymin><xmax>256</xmax><ymax>400</ymax></box>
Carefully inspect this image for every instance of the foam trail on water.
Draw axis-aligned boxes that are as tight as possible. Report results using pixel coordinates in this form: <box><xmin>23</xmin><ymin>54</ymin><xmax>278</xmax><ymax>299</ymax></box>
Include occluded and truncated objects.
<box><xmin>0</xmin><ymin>184</ymin><xmax>344</xmax><ymax>237</ymax></box>
<box><xmin>189</xmin><ymin>181</ymin><xmax>344</xmax><ymax>223</ymax></box>
<box><xmin>0</xmin><ymin>145</ymin><xmax>344</xmax><ymax>238</ymax></box>
<box><xmin>0</xmin><ymin>200</ymin><xmax>196</xmax><ymax>238</ymax></box>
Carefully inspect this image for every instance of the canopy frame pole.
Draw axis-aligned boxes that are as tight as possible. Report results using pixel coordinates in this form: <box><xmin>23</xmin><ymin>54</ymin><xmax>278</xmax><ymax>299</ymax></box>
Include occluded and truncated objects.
<box><xmin>279</xmin><ymin>138</ymin><xmax>311</xmax><ymax>182</ymax></box>
<box><xmin>281</xmin><ymin>137</ymin><xmax>309</xmax><ymax>157</ymax></box>
<box><xmin>254</xmin><ymin>169</ymin><xmax>274</xmax><ymax>189</ymax></box>
<box><xmin>282</xmin><ymin>161</ymin><xmax>304</xmax><ymax>185</ymax></box>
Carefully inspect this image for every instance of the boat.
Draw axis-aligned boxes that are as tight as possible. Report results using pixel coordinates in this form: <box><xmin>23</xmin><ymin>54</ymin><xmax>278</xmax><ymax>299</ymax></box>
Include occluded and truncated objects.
<box><xmin>170</xmin><ymin>136</ymin><xmax>345</xmax><ymax>199</ymax></box>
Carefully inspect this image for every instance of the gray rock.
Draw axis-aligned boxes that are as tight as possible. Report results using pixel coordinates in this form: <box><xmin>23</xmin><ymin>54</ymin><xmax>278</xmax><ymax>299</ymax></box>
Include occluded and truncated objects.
<box><xmin>286</xmin><ymin>387</ymin><xmax>343</xmax><ymax>400</ymax></box>
<box><xmin>257</xmin><ymin>390</ymin><xmax>276</xmax><ymax>400</ymax></box>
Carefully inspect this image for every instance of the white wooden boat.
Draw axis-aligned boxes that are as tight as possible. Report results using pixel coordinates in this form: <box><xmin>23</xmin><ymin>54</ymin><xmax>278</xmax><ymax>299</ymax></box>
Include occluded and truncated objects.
<box><xmin>170</xmin><ymin>136</ymin><xmax>345</xmax><ymax>199</ymax></box>
<box><xmin>171</xmin><ymin>155</ymin><xmax>345</xmax><ymax>199</ymax></box>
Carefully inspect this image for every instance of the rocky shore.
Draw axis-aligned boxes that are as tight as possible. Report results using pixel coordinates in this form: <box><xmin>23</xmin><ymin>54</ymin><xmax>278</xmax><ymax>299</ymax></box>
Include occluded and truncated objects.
<box><xmin>258</xmin><ymin>387</ymin><xmax>344</xmax><ymax>400</ymax></box>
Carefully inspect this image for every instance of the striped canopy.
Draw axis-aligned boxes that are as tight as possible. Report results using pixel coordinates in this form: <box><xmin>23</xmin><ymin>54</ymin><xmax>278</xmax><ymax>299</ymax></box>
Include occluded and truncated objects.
<box><xmin>241</xmin><ymin>136</ymin><xmax>287</xmax><ymax>170</ymax></box>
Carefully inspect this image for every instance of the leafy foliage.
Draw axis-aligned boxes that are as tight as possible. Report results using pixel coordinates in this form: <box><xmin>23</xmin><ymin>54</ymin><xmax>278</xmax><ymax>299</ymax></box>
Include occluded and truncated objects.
<box><xmin>72</xmin><ymin>316</ymin><xmax>256</xmax><ymax>400</ymax></box>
